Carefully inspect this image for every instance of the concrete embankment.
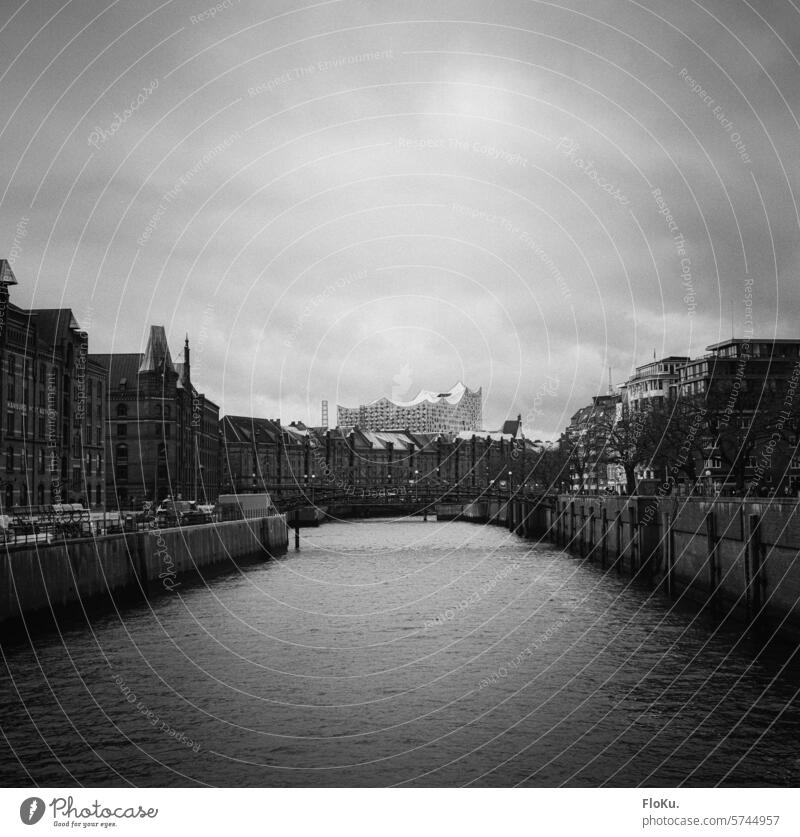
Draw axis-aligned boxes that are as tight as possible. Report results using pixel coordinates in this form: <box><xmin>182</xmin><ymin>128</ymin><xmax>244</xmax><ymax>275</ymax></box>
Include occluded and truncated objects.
<box><xmin>0</xmin><ymin>515</ymin><xmax>288</xmax><ymax>629</ymax></box>
<box><xmin>445</xmin><ymin>494</ymin><xmax>800</xmax><ymax>637</ymax></box>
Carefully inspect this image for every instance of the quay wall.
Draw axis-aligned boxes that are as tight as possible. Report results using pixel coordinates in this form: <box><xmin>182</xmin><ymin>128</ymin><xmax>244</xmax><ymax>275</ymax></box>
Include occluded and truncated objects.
<box><xmin>0</xmin><ymin>515</ymin><xmax>288</xmax><ymax>627</ymax></box>
<box><xmin>446</xmin><ymin>494</ymin><xmax>800</xmax><ymax>635</ymax></box>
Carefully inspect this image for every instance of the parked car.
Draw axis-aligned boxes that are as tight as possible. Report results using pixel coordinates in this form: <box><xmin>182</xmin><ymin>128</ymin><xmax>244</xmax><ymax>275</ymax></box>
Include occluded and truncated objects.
<box><xmin>155</xmin><ymin>499</ymin><xmax>212</xmax><ymax>527</ymax></box>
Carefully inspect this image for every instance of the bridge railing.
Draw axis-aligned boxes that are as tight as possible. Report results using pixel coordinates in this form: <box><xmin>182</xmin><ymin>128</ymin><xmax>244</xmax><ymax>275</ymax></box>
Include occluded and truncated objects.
<box><xmin>266</xmin><ymin>483</ymin><xmax>553</xmax><ymax>512</ymax></box>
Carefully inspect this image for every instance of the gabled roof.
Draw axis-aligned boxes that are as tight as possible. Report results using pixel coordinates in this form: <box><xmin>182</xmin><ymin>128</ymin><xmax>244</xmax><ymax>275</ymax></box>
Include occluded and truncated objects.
<box><xmin>89</xmin><ymin>353</ymin><xmax>142</xmax><ymax>388</ymax></box>
<box><xmin>0</xmin><ymin>259</ymin><xmax>19</xmax><ymax>285</ymax></box>
<box><xmin>139</xmin><ymin>325</ymin><xmax>174</xmax><ymax>374</ymax></box>
<box><xmin>33</xmin><ymin>308</ymin><xmax>82</xmax><ymax>345</ymax></box>
<box><xmin>220</xmin><ymin>415</ymin><xmax>282</xmax><ymax>445</ymax></box>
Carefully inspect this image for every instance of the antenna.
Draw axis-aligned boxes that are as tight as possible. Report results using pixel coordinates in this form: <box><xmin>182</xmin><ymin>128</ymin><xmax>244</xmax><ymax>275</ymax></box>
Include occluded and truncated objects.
<box><xmin>321</xmin><ymin>399</ymin><xmax>329</xmax><ymax>428</ymax></box>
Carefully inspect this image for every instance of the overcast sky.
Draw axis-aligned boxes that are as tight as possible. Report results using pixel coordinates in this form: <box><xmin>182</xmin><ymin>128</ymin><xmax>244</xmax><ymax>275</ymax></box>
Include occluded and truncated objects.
<box><xmin>2</xmin><ymin>0</ymin><xmax>799</xmax><ymax>437</ymax></box>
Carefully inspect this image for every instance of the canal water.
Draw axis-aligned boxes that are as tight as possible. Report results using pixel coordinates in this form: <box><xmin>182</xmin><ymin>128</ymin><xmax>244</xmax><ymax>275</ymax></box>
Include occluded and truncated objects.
<box><xmin>1</xmin><ymin>519</ymin><xmax>799</xmax><ymax>787</ymax></box>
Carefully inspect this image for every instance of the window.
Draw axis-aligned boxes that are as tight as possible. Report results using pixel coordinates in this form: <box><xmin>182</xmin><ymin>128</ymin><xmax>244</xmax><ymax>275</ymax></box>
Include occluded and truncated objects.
<box><xmin>98</xmin><ymin>452</ymin><xmax>103</xmax><ymax>473</ymax></box>
<box><xmin>164</xmin><ymin>405</ymin><xmax>171</xmax><ymax>419</ymax></box>
<box><xmin>95</xmin><ymin>484</ymin><xmax>101</xmax><ymax>505</ymax></box>
<box><xmin>5</xmin><ymin>484</ymin><xmax>12</xmax><ymax>509</ymax></box>
<box><xmin>37</xmin><ymin>484</ymin><xmax>44</xmax><ymax>505</ymax></box>
<box><xmin>115</xmin><ymin>444</ymin><xmax>128</xmax><ymax>461</ymax></box>
<box><xmin>116</xmin><ymin>404</ymin><xmax>128</xmax><ymax>417</ymax></box>
<box><xmin>117</xmin><ymin>424</ymin><xmax>127</xmax><ymax>438</ymax></box>
<box><xmin>6</xmin><ymin>447</ymin><xmax>13</xmax><ymax>472</ymax></box>
<box><xmin>6</xmin><ymin>412</ymin><xmax>14</xmax><ymax>435</ymax></box>
<box><xmin>117</xmin><ymin>463</ymin><xmax>128</xmax><ymax>479</ymax></box>
<box><xmin>38</xmin><ymin>449</ymin><xmax>45</xmax><ymax>473</ymax></box>
<box><xmin>85</xmin><ymin>452</ymin><xmax>92</xmax><ymax>474</ymax></box>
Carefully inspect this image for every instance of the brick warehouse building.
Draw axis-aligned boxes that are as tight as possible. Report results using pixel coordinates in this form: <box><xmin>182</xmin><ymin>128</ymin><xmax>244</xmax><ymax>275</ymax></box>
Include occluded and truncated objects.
<box><xmin>0</xmin><ymin>260</ymin><xmax>107</xmax><ymax>510</ymax></box>
<box><xmin>91</xmin><ymin>325</ymin><xmax>219</xmax><ymax>509</ymax></box>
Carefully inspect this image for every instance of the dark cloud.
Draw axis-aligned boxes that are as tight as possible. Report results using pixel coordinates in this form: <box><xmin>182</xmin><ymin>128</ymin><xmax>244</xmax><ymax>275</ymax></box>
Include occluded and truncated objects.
<box><xmin>2</xmin><ymin>0</ymin><xmax>798</xmax><ymax>437</ymax></box>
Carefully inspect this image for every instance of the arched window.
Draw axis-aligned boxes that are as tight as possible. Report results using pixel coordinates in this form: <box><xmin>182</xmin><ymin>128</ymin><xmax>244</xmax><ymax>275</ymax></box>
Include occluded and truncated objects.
<box><xmin>164</xmin><ymin>405</ymin><xmax>171</xmax><ymax>419</ymax></box>
<box><xmin>20</xmin><ymin>484</ymin><xmax>27</xmax><ymax>506</ymax></box>
<box><xmin>115</xmin><ymin>443</ymin><xmax>128</xmax><ymax>461</ymax></box>
<box><xmin>116</xmin><ymin>404</ymin><xmax>128</xmax><ymax>417</ymax></box>
<box><xmin>154</xmin><ymin>404</ymin><xmax>162</xmax><ymax>417</ymax></box>
<box><xmin>5</xmin><ymin>484</ymin><xmax>13</xmax><ymax>508</ymax></box>
<box><xmin>37</xmin><ymin>484</ymin><xmax>45</xmax><ymax>505</ymax></box>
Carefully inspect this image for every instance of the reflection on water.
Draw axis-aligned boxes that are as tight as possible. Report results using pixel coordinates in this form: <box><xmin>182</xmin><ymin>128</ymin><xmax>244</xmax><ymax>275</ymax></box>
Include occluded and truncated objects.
<box><xmin>1</xmin><ymin>518</ymin><xmax>798</xmax><ymax>787</ymax></box>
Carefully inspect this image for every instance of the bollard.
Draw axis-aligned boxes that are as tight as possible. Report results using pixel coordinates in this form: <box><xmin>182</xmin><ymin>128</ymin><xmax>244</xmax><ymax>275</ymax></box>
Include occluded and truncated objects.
<box><xmin>294</xmin><ymin>525</ymin><xmax>300</xmax><ymax>550</ymax></box>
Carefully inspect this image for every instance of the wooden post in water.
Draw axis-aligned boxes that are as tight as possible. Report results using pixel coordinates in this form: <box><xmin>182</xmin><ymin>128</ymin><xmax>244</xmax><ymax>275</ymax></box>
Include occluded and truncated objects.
<box><xmin>600</xmin><ymin>507</ymin><xmax>608</xmax><ymax>569</ymax></box>
<box><xmin>630</xmin><ymin>503</ymin><xmax>639</xmax><ymax>572</ymax></box>
<box><xmin>588</xmin><ymin>507</ymin><xmax>595</xmax><ymax>561</ymax></box>
<box><xmin>663</xmin><ymin>512</ymin><xmax>674</xmax><ymax>599</ymax></box>
<box><xmin>570</xmin><ymin>502</ymin><xmax>576</xmax><ymax>549</ymax></box>
<box><xmin>745</xmin><ymin>513</ymin><xmax>762</xmax><ymax>620</ymax></box>
<box><xmin>706</xmin><ymin>509</ymin><xmax>718</xmax><ymax>605</ymax></box>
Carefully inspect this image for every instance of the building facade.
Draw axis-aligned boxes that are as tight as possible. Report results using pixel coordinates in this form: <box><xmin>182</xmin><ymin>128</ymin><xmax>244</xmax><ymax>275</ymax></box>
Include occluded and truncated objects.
<box><xmin>622</xmin><ymin>355</ymin><xmax>690</xmax><ymax>412</ymax></box>
<box><xmin>91</xmin><ymin>326</ymin><xmax>219</xmax><ymax>508</ymax></box>
<box><xmin>337</xmin><ymin>382</ymin><xmax>482</xmax><ymax>433</ymax></box>
<box><xmin>0</xmin><ymin>260</ymin><xmax>107</xmax><ymax>510</ymax></box>
<box><xmin>677</xmin><ymin>338</ymin><xmax>800</xmax><ymax>493</ymax></box>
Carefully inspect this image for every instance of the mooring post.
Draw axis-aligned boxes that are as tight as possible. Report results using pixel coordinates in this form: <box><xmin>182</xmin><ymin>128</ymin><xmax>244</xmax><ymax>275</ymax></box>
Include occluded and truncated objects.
<box><xmin>663</xmin><ymin>512</ymin><xmax>674</xmax><ymax>599</ymax></box>
<box><xmin>746</xmin><ymin>513</ymin><xmax>762</xmax><ymax>619</ymax></box>
<box><xmin>600</xmin><ymin>507</ymin><xmax>608</xmax><ymax>569</ymax></box>
<box><xmin>706</xmin><ymin>509</ymin><xmax>718</xmax><ymax>602</ymax></box>
<box><xmin>294</xmin><ymin>525</ymin><xmax>300</xmax><ymax>550</ymax></box>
